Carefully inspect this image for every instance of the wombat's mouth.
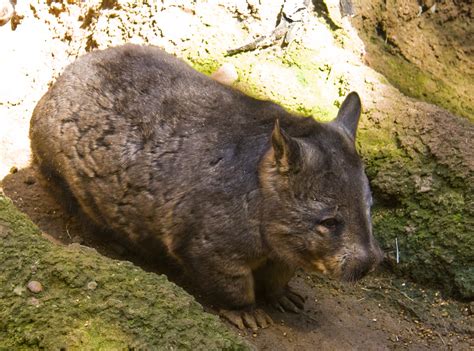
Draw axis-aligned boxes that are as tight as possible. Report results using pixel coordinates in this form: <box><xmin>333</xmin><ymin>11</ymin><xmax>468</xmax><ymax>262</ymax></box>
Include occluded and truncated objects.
<box><xmin>311</xmin><ymin>258</ymin><xmax>374</xmax><ymax>283</ymax></box>
<box><xmin>310</xmin><ymin>259</ymin><xmax>339</xmax><ymax>278</ymax></box>
<box><xmin>339</xmin><ymin>258</ymin><xmax>377</xmax><ymax>283</ymax></box>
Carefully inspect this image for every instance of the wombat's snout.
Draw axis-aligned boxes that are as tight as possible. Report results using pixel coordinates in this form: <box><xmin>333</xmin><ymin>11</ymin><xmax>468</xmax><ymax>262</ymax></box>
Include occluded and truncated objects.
<box><xmin>341</xmin><ymin>241</ymin><xmax>384</xmax><ymax>282</ymax></box>
<box><xmin>372</xmin><ymin>242</ymin><xmax>385</xmax><ymax>267</ymax></box>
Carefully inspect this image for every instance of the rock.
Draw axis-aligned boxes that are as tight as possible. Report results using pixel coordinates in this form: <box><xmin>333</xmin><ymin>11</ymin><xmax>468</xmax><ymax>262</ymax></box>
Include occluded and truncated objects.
<box><xmin>87</xmin><ymin>281</ymin><xmax>98</xmax><ymax>290</ymax></box>
<box><xmin>27</xmin><ymin>280</ymin><xmax>43</xmax><ymax>293</ymax></box>
<box><xmin>13</xmin><ymin>285</ymin><xmax>25</xmax><ymax>296</ymax></box>
<box><xmin>0</xmin><ymin>194</ymin><xmax>249</xmax><ymax>349</ymax></box>
<box><xmin>211</xmin><ymin>63</ymin><xmax>238</xmax><ymax>86</ymax></box>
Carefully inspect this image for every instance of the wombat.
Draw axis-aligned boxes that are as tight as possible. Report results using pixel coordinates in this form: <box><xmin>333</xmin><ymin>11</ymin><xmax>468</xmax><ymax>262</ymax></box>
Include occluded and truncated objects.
<box><xmin>30</xmin><ymin>44</ymin><xmax>383</xmax><ymax>330</ymax></box>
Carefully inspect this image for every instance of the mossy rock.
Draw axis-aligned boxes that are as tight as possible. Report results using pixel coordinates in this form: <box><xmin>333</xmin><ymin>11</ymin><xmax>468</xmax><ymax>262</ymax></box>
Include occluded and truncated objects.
<box><xmin>0</xmin><ymin>194</ymin><xmax>250</xmax><ymax>350</ymax></box>
<box><xmin>357</xmin><ymin>103</ymin><xmax>474</xmax><ymax>300</ymax></box>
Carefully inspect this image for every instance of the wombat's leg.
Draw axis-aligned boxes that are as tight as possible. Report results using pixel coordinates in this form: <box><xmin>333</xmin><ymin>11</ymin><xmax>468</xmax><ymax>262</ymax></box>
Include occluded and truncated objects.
<box><xmin>187</xmin><ymin>260</ymin><xmax>273</xmax><ymax>330</ymax></box>
<box><xmin>33</xmin><ymin>158</ymin><xmax>79</xmax><ymax>215</ymax></box>
<box><xmin>254</xmin><ymin>260</ymin><xmax>306</xmax><ymax>313</ymax></box>
<box><xmin>33</xmin><ymin>157</ymin><xmax>105</xmax><ymax>235</ymax></box>
<box><xmin>219</xmin><ymin>308</ymin><xmax>273</xmax><ymax>331</ymax></box>
<box><xmin>271</xmin><ymin>287</ymin><xmax>306</xmax><ymax>313</ymax></box>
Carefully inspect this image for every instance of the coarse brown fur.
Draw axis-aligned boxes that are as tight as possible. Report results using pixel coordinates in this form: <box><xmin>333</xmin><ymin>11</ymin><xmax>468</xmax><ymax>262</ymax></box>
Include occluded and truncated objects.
<box><xmin>30</xmin><ymin>44</ymin><xmax>383</xmax><ymax>312</ymax></box>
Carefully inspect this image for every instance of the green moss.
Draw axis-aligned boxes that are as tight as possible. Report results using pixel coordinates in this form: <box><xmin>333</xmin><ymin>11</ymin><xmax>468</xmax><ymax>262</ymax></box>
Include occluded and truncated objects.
<box><xmin>0</xmin><ymin>195</ymin><xmax>250</xmax><ymax>350</ymax></box>
<box><xmin>361</xmin><ymin>128</ymin><xmax>473</xmax><ymax>298</ymax></box>
<box><xmin>185</xmin><ymin>43</ymin><xmax>347</xmax><ymax>122</ymax></box>
<box><xmin>357</xmin><ymin>128</ymin><xmax>403</xmax><ymax>160</ymax></box>
<box><xmin>185</xmin><ymin>54</ymin><xmax>222</xmax><ymax>76</ymax></box>
<box><xmin>366</xmin><ymin>40</ymin><xmax>474</xmax><ymax>121</ymax></box>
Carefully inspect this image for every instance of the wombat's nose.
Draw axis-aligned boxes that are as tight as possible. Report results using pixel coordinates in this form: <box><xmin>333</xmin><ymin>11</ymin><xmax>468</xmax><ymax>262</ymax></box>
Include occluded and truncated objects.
<box><xmin>341</xmin><ymin>244</ymin><xmax>381</xmax><ymax>282</ymax></box>
<box><xmin>366</xmin><ymin>242</ymin><xmax>384</xmax><ymax>273</ymax></box>
<box><xmin>372</xmin><ymin>241</ymin><xmax>384</xmax><ymax>266</ymax></box>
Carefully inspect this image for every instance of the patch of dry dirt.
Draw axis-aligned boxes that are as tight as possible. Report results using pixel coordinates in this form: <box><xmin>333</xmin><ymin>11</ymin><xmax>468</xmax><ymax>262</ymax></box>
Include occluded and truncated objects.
<box><xmin>2</xmin><ymin>167</ymin><xmax>473</xmax><ymax>350</ymax></box>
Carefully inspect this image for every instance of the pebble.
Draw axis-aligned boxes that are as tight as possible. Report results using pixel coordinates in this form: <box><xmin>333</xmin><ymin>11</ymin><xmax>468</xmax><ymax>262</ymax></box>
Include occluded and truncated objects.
<box><xmin>30</xmin><ymin>263</ymin><xmax>38</xmax><ymax>274</ymax></box>
<box><xmin>87</xmin><ymin>281</ymin><xmax>98</xmax><ymax>290</ymax></box>
<box><xmin>211</xmin><ymin>63</ymin><xmax>238</xmax><ymax>86</ymax></box>
<box><xmin>13</xmin><ymin>285</ymin><xmax>25</xmax><ymax>296</ymax></box>
<box><xmin>27</xmin><ymin>280</ymin><xmax>43</xmax><ymax>293</ymax></box>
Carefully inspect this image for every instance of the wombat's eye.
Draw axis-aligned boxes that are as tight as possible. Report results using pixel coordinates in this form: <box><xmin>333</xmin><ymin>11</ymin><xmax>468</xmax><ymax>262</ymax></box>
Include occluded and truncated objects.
<box><xmin>319</xmin><ymin>218</ymin><xmax>338</xmax><ymax>230</ymax></box>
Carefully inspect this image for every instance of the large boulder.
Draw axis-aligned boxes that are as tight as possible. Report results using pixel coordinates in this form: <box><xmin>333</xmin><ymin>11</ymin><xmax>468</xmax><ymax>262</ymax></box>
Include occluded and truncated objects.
<box><xmin>0</xmin><ymin>194</ymin><xmax>250</xmax><ymax>349</ymax></box>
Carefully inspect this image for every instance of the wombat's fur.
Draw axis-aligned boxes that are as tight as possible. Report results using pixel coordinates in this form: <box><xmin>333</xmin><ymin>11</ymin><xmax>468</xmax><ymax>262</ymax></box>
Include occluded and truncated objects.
<box><xmin>30</xmin><ymin>44</ymin><xmax>383</xmax><ymax>326</ymax></box>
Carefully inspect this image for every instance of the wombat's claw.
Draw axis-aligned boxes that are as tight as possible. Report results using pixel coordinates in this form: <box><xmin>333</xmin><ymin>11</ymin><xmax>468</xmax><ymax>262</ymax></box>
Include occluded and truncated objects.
<box><xmin>219</xmin><ymin>308</ymin><xmax>273</xmax><ymax>331</ymax></box>
<box><xmin>272</xmin><ymin>288</ymin><xmax>306</xmax><ymax>313</ymax></box>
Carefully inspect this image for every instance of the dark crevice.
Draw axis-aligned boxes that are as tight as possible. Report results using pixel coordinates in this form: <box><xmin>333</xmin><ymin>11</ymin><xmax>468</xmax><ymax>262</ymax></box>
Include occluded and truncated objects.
<box><xmin>372</xmin><ymin>191</ymin><xmax>402</xmax><ymax>209</ymax></box>
<box><xmin>311</xmin><ymin>0</ymin><xmax>341</xmax><ymax>31</ymax></box>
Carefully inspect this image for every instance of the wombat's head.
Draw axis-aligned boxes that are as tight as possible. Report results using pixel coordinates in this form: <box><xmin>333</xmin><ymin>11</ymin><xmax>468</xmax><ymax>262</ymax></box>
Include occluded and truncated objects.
<box><xmin>260</xmin><ymin>92</ymin><xmax>383</xmax><ymax>282</ymax></box>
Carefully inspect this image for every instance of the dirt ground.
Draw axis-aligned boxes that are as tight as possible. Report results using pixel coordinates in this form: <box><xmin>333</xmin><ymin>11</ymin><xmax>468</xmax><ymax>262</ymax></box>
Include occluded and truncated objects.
<box><xmin>2</xmin><ymin>167</ymin><xmax>473</xmax><ymax>350</ymax></box>
<box><xmin>1</xmin><ymin>0</ymin><xmax>473</xmax><ymax>349</ymax></box>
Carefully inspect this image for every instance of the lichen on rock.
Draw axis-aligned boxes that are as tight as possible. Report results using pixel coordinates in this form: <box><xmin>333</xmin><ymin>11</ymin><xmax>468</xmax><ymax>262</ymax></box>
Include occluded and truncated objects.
<box><xmin>0</xmin><ymin>194</ymin><xmax>250</xmax><ymax>349</ymax></box>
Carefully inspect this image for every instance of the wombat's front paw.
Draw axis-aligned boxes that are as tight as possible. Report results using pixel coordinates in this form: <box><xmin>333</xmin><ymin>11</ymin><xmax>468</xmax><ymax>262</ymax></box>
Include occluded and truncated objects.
<box><xmin>219</xmin><ymin>308</ymin><xmax>273</xmax><ymax>331</ymax></box>
<box><xmin>270</xmin><ymin>287</ymin><xmax>306</xmax><ymax>313</ymax></box>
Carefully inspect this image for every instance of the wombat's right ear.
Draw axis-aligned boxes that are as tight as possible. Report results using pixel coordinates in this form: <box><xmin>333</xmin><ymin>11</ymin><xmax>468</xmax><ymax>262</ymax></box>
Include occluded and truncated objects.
<box><xmin>334</xmin><ymin>91</ymin><xmax>362</xmax><ymax>140</ymax></box>
<box><xmin>271</xmin><ymin>119</ymin><xmax>301</xmax><ymax>174</ymax></box>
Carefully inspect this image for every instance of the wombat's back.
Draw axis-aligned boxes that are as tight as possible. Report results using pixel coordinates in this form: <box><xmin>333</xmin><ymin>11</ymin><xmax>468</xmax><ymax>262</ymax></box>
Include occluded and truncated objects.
<box><xmin>30</xmin><ymin>44</ymin><xmax>278</xmax><ymax>249</ymax></box>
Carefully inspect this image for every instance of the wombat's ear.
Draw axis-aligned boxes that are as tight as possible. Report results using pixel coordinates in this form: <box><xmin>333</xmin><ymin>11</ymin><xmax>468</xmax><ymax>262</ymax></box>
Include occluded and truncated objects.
<box><xmin>334</xmin><ymin>91</ymin><xmax>362</xmax><ymax>140</ymax></box>
<box><xmin>272</xmin><ymin>119</ymin><xmax>301</xmax><ymax>174</ymax></box>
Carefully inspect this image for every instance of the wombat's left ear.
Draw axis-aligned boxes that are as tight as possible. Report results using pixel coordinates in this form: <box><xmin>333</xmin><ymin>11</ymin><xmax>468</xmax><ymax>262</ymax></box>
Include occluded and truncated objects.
<box><xmin>334</xmin><ymin>91</ymin><xmax>362</xmax><ymax>140</ymax></box>
<box><xmin>271</xmin><ymin>119</ymin><xmax>301</xmax><ymax>174</ymax></box>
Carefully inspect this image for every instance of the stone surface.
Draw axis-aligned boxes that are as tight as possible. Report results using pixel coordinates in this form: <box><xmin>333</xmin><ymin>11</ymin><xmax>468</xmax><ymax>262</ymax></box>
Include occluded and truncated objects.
<box><xmin>0</xmin><ymin>194</ymin><xmax>250</xmax><ymax>349</ymax></box>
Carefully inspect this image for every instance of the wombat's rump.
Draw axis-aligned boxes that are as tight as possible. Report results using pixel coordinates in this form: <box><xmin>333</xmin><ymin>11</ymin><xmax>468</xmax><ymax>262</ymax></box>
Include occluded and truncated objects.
<box><xmin>30</xmin><ymin>44</ymin><xmax>383</xmax><ymax>330</ymax></box>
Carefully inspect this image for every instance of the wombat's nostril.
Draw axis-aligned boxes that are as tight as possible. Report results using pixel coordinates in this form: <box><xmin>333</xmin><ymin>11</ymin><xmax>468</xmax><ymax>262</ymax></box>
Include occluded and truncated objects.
<box><xmin>343</xmin><ymin>243</ymin><xmax>383</xmax><ymax>282</ymax></box>
<box><xmin>373</xmin><ymin>243</ymin><xmax>384</xmax><ymax>265</ymax></box>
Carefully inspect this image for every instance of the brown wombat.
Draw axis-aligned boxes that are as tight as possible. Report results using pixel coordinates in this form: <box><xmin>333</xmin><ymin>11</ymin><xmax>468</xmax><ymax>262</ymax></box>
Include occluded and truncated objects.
<box><xmin>30</xmin><ymin>44</ymin><xmax>383</xmax><ymax>330</ymax></box>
